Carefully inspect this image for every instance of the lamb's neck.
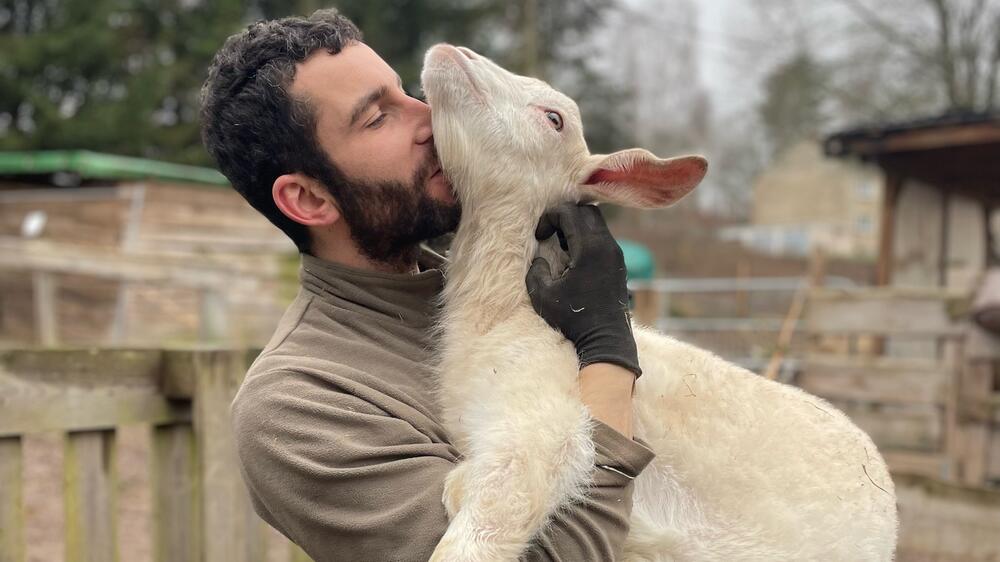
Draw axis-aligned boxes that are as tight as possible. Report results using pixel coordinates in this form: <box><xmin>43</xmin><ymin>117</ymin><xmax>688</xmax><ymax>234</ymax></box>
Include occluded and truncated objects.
<box><xmin>443</xmin><ymin>195</ymin><xmax>543</xmax><ymax>335</ymax></box>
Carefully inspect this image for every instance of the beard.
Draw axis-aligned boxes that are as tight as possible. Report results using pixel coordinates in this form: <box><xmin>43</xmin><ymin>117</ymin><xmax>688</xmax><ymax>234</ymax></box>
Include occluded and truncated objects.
<box><xmin>319</xmin><ymin>150</ymin><xmax>461</xmax><ymax>270</ymax></box>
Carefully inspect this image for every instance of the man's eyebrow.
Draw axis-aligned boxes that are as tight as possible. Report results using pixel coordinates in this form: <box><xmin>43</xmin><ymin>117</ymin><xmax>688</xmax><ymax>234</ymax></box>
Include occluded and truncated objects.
<box><xmin>349</xmin><ymin>84</ymin><xmax>388</xmax><ymax>127</ymax></box>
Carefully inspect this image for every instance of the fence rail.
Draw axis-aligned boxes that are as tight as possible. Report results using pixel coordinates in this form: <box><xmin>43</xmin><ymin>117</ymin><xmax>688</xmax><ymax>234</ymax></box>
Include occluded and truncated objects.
<box><xmin>1</xmin><ymin>334</ymin><xmax>999</xmax><ymax>561</ymax></box>
<box><xmin>0</xmin><ymin>348</ymin><xmax>311</xmax><ymax>562</ymax></box>
<box><xmin>629</xmin><ymin>276</ymin><xmax>858</xmax><ymax>376</ymax></box>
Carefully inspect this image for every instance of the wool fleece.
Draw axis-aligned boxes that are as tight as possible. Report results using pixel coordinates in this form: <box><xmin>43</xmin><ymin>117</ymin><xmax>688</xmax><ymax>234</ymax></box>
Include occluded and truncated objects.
<box><xmin>230</xmin><ymin>251</ymin><xmax>656</xmax><ymax>562</ymax></box>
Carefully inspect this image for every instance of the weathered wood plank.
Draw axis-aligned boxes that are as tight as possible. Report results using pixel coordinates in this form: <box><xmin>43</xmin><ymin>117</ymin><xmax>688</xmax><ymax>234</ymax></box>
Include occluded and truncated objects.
<box><xmin>162</xmin><ymin>348</ymin><xmax>260</xmax><ymax>400</ymax></box>
<box><xmin>32</xmin><ymin>271</ymin><xmax>57</xmax><ymax>346</ymax></box>
<box><xmin>64</xmin><ymin>430</ymin><xmax>117</xmax><ymax>562</ymax></box>
<box><xmin>188</xmin><ymin>350</ymin><xmax>266</xmax><ymax>562</ymax></box>
<box><xmin>0</xmin><ymin>437</ymin><xmax>24</xmax><ymax>562</ymax></box>
<box><xmin>0</xmin><ymin>350</ymin><xmax>189</xmax><ymax>436</ymax></box>
<box><xmin>895</xmin><ymin>473</ymin><xmax>1000</xmax><ymax>562</ymax></box>
<box><xmin>806</xmin><ymin>288</ymin><xmax>963</xmax><ymax>336</ymax></box>
<box><xmin>990</xmin><ymin>431</ymin><xmax>1000</xmax><ymax>482</ymax></box>
<box><xmin>153</xmin><ymin>423</ymin><xmax>198</xmax><ymax>562</ymax></box>
<box><xmin>956</xmin><ymin>361</ymin><xmax>993</xmax><ymax>486</ymax></box>
<box><xmin>883</xmin><ymin>451</ymin><xmax>949</xmax><ymax>480</ymax></box>
<box><xmin>834</xmin><ymin>401</ymin><xmax>943</xmax><ymax>452</ymax></box>
<box><xmin>798</xmin><ymin>356</ymin><xmax>948</xmax><ymax>405</ymax></box>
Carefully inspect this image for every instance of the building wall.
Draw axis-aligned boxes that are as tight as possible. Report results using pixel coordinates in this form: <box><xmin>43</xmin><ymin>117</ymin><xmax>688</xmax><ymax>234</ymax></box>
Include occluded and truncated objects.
<box><xmin>750</xmin><ymin>140</ymin><xmax>882</xmax><ymax>258</ymax></box>
<box><xmin>891</xmin><ymin>179</ymin><xmax>986</xmax><ymax>292</ymax></box>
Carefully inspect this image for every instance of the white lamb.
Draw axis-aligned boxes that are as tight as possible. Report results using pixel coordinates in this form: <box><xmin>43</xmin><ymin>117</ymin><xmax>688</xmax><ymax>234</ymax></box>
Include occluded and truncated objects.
<box><xmin>421</xmin><ymin>44</ymin><xmax>898</xmax><ymax>561</ymax></box>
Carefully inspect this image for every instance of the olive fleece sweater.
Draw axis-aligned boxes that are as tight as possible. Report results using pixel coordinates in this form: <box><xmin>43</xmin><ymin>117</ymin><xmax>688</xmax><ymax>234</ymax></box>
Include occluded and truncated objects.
<box><xmin>230</xmin><ymin>251</ymin><xmax>655</xmax><ymax>561</ymax></box>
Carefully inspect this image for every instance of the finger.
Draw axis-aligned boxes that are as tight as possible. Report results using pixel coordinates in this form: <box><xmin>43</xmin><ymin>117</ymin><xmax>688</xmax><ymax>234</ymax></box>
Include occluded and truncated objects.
<box><xmin>525</xmin><ymin>257</ymin><xmax>553</xmax><ymax>295</ymax></box>
<box><xmin>548</xmin><ymin>203</ymin><xmax>588</xmax><ymax>266</ymax></box>
<box><xmin>535</xmin><ymin>213</ymin><xmax>556</xmax><ymax>240</ymax></box>
<box><xmin>577</xmin><ymin>203</ymin><xmax>611</xmax><ymax>236</ymax></box>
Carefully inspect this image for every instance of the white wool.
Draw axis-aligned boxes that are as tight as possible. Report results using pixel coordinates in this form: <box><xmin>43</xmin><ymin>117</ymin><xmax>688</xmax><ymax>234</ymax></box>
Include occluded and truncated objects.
<box><xmin>420</xmin><ymin>44</ymin><xmax>897</xmax><ymax>561</ymax></box>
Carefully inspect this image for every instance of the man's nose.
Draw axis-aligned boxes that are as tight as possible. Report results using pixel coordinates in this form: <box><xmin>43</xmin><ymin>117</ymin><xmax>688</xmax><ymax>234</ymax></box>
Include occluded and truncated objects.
<box><xmin>413</xmin><ymin>99</ymin><xmax>433</xmax><ymax>145</ymax></box>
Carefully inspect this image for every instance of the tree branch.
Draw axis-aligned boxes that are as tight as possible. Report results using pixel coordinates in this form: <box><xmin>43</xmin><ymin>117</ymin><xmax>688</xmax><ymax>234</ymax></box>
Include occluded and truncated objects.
<box><xmin>927</xmin><ymin>0</ymin><xmax>961</xmax><ymax>108</ymax></box>
<box><xmin>985</xmin><ymin>12</ymin><xmax>1000</xmax><ymax>109</ymax></box>
<box><xmin>836</xmin><ymin>0</ymin><xmax>935</xmax><ymax>64</ymax></box>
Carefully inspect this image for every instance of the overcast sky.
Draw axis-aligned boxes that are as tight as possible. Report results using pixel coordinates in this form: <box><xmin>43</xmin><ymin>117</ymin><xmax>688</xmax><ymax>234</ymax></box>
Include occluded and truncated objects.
<box><xmin>698</xmin><ymin>0</ymin><xmax>765</xmax><ymax>120</ymax></box>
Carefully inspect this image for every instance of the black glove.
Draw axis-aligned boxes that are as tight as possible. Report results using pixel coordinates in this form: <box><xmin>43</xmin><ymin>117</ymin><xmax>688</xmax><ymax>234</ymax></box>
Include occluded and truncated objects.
<box><xmin>525</xmin><ymin>202</ymin><xmax>641</xmax><ymax>377</ymax></box>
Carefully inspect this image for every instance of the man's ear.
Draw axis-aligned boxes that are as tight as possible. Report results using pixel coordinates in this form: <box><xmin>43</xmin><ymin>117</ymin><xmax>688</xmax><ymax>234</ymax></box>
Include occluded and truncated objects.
<box><xmin>577</xmin><ymin>149</ymin><xmax>708</xmax><ymax>208</ymax></box>
<box><xmin>272</xmin><ymin>173</ymin><xmax>341</xmax><ymax>226</ymax></box>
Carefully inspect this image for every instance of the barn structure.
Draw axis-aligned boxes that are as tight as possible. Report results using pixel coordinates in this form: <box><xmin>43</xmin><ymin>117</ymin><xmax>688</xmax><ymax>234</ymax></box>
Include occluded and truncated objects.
<box><xmin>812</xmin><ymin>113</ymin><xmax>1000</xmax><ymax>560</ymax></box>
<box><xmin>0</xmin><ymin>150</ymin><xmax>295</xmax><ymax>348</ymax></box>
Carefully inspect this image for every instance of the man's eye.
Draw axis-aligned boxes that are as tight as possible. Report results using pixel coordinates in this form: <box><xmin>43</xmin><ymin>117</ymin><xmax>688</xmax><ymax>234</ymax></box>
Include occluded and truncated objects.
<box><xmin>367</xmin><ymin>113</ymin><xmax>387</xmax><ymax>128</ymax></box>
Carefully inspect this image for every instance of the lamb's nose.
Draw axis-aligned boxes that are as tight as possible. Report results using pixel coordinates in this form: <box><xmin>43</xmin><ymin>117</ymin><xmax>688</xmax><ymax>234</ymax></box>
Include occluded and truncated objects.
<box><xmin>457</xmin><ymin>47</ymin><xmax>477</xmax><ymax>60</ymax></box>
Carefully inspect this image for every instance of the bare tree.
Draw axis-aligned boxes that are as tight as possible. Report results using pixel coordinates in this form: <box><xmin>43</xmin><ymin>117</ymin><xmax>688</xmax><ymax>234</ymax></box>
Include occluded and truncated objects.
<box><xmin>745</xmin><ymin>0</ymin><xmax>1000</xmax><ymax>125</ymax></box>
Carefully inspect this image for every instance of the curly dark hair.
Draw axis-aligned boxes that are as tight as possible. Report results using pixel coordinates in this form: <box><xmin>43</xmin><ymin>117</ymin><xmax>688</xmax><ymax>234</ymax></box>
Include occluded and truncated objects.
<box><xmin>199</xmin><ymin>9</ymin><xmax>362</xmax><ymax>254</ymax></box>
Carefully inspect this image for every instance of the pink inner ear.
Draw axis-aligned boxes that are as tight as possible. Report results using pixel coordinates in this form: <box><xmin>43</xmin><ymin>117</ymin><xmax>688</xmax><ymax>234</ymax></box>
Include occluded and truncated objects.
<box><xmin>584</xmin><ymin>159</ymin><xmax>702</xmax><ymax>189</ymax></box>
<box><xmin>583</xmin><ymin>156</ymin><xmax>705</xmax><ymax>206</ymax></box>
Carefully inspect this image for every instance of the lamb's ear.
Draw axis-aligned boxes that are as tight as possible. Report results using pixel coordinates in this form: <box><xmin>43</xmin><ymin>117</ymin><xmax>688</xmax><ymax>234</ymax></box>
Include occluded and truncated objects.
<box><xmin>577</xmin><ymin>149</ymin><xmax>708</xmax><ymax>208</ymax></box>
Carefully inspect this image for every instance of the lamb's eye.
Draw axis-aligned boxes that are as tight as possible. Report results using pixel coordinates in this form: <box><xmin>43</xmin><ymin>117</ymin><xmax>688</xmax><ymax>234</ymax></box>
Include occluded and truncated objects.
<box><xmin>545</xmin><ymin>110</ymin><xmax>563</xmax><ymax>131</ymax></box>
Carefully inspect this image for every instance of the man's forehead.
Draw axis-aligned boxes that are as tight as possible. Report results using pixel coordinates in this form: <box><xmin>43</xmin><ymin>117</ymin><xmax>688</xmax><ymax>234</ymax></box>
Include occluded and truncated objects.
<box><xmin>291</xmin><ymin>43</ymin><xmax>399</xmax><ymax>124</ymax></box>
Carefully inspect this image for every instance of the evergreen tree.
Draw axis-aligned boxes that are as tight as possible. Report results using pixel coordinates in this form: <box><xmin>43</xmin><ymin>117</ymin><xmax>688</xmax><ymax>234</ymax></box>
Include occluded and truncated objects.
<box><xmin>0</xmin><ymin>1</ymin><xmax>629</xmax><ymax>164</ymax></box>
<box><xmin>758</xmin><ymin>49</ymin><xmax>828</xmax><ymax>156</ymax></box>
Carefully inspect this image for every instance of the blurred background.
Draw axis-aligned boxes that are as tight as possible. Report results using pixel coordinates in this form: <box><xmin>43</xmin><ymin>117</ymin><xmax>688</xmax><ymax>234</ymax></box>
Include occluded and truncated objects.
<box><xmin>1</xmin><ymin>1</ymin><xmax>999</xmax><ymax>561</ymax></box>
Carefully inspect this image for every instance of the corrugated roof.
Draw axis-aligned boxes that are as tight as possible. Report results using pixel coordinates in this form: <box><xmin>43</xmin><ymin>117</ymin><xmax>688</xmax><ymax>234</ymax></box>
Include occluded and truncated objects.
<box><xmin>0</xmin><ymin>150</ymin><xmax>228</xmax><ymax>186</ymax></box>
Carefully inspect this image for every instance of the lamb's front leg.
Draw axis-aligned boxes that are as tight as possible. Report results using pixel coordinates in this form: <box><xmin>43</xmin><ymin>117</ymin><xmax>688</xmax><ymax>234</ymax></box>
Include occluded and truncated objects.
<box><xmin>430</xmin><ymin>375</ymin><xmax>595</xmax><ymax>561</ymax></box>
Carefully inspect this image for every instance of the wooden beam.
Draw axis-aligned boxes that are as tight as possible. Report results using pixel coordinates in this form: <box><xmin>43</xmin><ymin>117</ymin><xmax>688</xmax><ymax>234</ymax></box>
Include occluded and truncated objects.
<box><xmin>846</xmin><ymin>121</ymin><xmax>1000</xmax><ymax>155</ymax></box>
<box><xmin>0</xmin><ymin>238</ymin><xmax>263</xmax><ymax>290</ymax></box>
<box><xmin>877</xmin><ymin>173</ymin><xmax>902</xmax><ymax>286</ymax></box>
<box><xmin>0</xmin><ymin>437</ymin><xmax>24</xmax><ymax>562</ymax></box>
<box><xmin>64</xmin><ymin>430</ymin><xmax>117</xmax><ymax>562</ymax></box>
<box><xmin>31</xmin><ymin>271</ymin><xmax>57</xmax><ymax>347</ymax></box>
<box><xmin>153</xmin><ymin>423</ymin><xmax>199</xmax><ymax>562</ymax></box>
<box><xmin>191</xmin><ymin>350</ymin><xmax>267</xmax><ymax>562</ymax></box>
<box><xmin>797</xmin><ymin>356</ymin><xmax>948</xmax><ymax>405</ymax></box>
<box><xmin>805</xmin><ymin>288</ymin><xmax>964</xmax><ymax>336</ymax></box>
<box><xmin>939</xmin><ymin>189</ymin><xmax>950</xmax><ymax>287</ymax></box>
<box><xmin>0</xmin><ymin>350</ymin><xmax>190</xmax><ymax>436</ymax></box>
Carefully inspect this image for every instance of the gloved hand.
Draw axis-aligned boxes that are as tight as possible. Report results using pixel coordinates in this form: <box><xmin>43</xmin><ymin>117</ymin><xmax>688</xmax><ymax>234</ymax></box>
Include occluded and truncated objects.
<box><xmin>526</xmin><ymin>202</ymin><xmax>641</xmax><ymax>377</ymax></box>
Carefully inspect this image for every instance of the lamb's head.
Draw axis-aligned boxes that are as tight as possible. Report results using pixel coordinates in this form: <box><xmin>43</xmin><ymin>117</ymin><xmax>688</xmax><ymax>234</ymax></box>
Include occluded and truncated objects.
<box><xmin>420</xmin><ymin>44</ymin><xmax>708</xmax><ymax>213</ymax></box>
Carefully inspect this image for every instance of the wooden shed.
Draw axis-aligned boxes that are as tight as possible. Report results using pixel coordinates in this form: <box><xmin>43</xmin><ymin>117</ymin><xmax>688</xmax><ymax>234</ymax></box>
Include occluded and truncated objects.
<box><xmin>824</xmin><ymin>112</ymin><xmax>999</xmax><ymax>291</ymax></box>
<box><xmin>797</xmin><ymin>115</ymin><xmax>1000</xmax><ymax>560</ymax></box>
<box><xmin>0</xmin><ymin>150</ymin><xmax>294</xmax><ymax>348</ymax></box>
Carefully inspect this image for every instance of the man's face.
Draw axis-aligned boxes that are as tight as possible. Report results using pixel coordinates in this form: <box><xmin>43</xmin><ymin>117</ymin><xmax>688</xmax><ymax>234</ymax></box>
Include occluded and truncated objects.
<box><xmin>291</xmin><ymin>42</ymin><xmax>460</xmax><ymax>264</ymax></box>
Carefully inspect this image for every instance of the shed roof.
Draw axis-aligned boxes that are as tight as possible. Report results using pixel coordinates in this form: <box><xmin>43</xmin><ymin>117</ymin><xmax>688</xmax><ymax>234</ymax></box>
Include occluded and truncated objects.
<box><xmin>823</xmin><ymin>112</ymin><xmax>1000</xmax><ymax>203</ymax></box>
<box><xmin>0</xmin><ymin>150</ymin><xmax>228</xmax><ymax>186</ymax></box>
<box><xmin>824</xmin><ymin>112</ymin><xmax>1000</xmax><ymax>158</ymax></box>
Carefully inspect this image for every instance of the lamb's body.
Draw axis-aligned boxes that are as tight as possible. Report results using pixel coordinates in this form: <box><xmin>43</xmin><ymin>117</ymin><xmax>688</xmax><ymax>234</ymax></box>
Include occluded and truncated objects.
<box><xmin>422</xmin><ymin>44</ymin><xmax>897</xmax><ymax>561</ymax></box>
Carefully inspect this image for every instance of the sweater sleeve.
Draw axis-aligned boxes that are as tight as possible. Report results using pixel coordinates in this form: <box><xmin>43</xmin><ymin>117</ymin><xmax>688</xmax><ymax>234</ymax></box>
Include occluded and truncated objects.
<box><xmin>231</xmin><ymin>369</ymin><xmax>655</xmax><ymax>562</ymax></box>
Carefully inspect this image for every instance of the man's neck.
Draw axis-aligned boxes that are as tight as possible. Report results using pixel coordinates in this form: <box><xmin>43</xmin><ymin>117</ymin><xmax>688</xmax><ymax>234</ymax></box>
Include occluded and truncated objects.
<box><xmin>310</xmin><ymin>234</ymin><xmax>419</xmax><ymax>275</ymax></box>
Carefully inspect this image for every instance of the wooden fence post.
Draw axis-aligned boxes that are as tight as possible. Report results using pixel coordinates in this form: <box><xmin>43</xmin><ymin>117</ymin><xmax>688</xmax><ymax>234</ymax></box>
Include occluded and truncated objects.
<box><xmin>153</xmin><ymin>423</ymin><xmax>199</xmax><ymax>562</ymax></box>
<box><xmin>0</xmin><ymin>437</ymin><xmax>24</xmax><ymax>562</ymax></box>
<box><xmin>64</xmin><ymin>429</ymin><xmax>117</xmax><ymax>562</ymax></box>
<box><xmin>632</xmin><ymin>285</ymin><xmax>660</xmax><ymax>327</ymax></box>
<box><xmin>32</xmin><ymin>271</ymin><xmax>58</xmax><ymax>346</ymax></box>
<box><xmin>190</xmin><ymin>350</ymin><xmax>266</xmax><ymax>562</ymax></box>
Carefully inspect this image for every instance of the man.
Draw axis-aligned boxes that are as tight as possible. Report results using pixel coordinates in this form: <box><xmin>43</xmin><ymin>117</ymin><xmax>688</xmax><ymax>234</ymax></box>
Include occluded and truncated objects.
<box><xmin>200</xmin><ymin>9</ymin><xmax>652</xmax><ymax>561</ymax></box>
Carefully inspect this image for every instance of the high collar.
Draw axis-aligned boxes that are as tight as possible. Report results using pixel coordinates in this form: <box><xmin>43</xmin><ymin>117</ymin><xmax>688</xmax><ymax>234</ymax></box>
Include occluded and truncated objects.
<box><xmin>299</xmin><ymin>249</ymin><xmax>447</xmax><ymax>328</ymax></box>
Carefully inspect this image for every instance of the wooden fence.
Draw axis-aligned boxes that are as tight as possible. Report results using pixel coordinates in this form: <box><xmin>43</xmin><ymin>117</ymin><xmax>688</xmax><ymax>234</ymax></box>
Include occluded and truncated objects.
<box><xmin>0</xmin><ymin>349</ymin><xmax>311</xmax><ymax>562</ymax></box>
<box><xmin>3</xmin><ymin>337</ymin><xmax>1000</xmax><ymax>561</ymax></box>
<box><xmin>799</xmin><ymin>287</ymin><xmax>1000</xmax><ymax>487</ymax></box>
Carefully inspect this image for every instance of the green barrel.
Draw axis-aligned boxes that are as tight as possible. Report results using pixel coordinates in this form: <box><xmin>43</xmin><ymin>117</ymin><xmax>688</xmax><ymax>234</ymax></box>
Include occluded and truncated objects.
<box><xmin>617</xmin><ymin>239</ymin><xmax>655</xmax><ymax>281</ymax></box>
